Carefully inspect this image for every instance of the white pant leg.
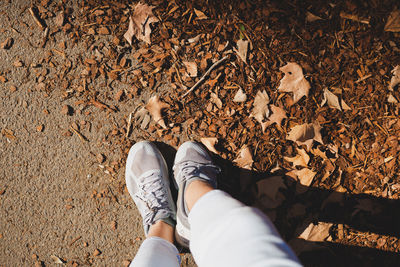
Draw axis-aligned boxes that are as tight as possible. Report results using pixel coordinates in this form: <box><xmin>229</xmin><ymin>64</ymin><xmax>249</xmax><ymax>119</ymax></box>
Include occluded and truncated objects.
<box><xmin>189</xmin><ymin>190</ymin><xmax>302</xmax><ymax>267</ymax></box>
<box><xmin>130</xmin><ymin>237</ymin><xmax>180</xmax><ymax>267</ymax></box>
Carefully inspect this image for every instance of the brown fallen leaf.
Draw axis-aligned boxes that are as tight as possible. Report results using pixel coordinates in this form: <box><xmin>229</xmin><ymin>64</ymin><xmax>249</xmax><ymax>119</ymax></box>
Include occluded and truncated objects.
<box><xmin>194</xmin><ymin>8</ymin><xmax>208</xmax><ymax>20</ymax></box>
<box><xmin>278</xmin><ymin>62</ymin><xmax>310</xmax><ymax>104</ymax></box>
<box><xmin>233</xmin><ymin>88</ymin><xmax>247</xmax><ymax>102</ymax></box>
<box><xmin>321</xmin><ymin>88</ymin><xmax>341</xmax><ymax>110</ymax></box>
<box><xmin>284</xmin><ymin>148</ymin><xmax>310</xmax><ymax>168</ymax></box>
<box><xmin>299</xmin><ymin>222</ymin><xmax>333</xmax><ymax>242</ymax></box>
<box><xmin>234</xmin><ymin>145</ymin><xmax>253</xmax><ymax>170</ymax></box>
<box><xmin>255</xmin><ymin>176</ymin><xmax>287</xmax><ymax>209</ymax></box>
<box><xmin>384</xmin><ymin>9</ymin><xmax>400</xmax><ymax>32</ymax></box>
<box><xmin>388</xmin><ymin>93</ymin><xmax>399</xmax><ymax>103</ymax></box>
<box><xmin>265</xmin><ymin>105</ymin><xmax>287</xmax><ymax>128</ymax></box>
<box><xmin>306</xmin><ymin>11</ymin><xmax>323</xmax><ymax>22</ymax></box>
<box><xmin>146</xmin><ymin>96</ymin><xmax>169</xmax><ymax>129</ymax></box>
<box><xmin>210</xmin><ymin>92</ymin><xmax>222</xmax><ymax>109</ymax></box>
<box><xmin>55</xmin><ymin>11</ymin><xmax>64</xmax><ymax>27</ymax></box>
<box><xmin>183</xmin><ymin>61</ymin><xmax>198</xmax><ymax>77</ymax></box>
<box><xmin>389</xmin><ymin>65</ymin><xmax>400</xmax><ymax>91</ymax></box>
<box><xmin>200</xmin><ymin>137</ymin><xmax>218</xmax><ymax>154</ymax></box>
<box><xmin>341</xmin><ymin>99</ymin><xmax>351</xmax><ymax>110</ymax></box>
<box><xmin>287</xmin><ymin>168</ymin><xmax>316</xmax><ymax>187</ymax></box>
<box><xmin>97</xmin><ymin>26</ymin><xmax>110</xmax><ymax>35</ymax></box>
<box><xmin>321</xmin><ymin>88</ymin><xmax>351</xmax><ymax>111</ymax></box>
<box><xmin>234</xmin><ymin>39</ymin><xmax>249</xmax><ymax>63</ymax></box>
<box><xmin>250</xmin><ymin>90</ymin><xmax>270</xmax><ymax>132</ymax></box>
<box><xmin>287</xmin><ymin>123</ymin><xmax>323</xmax><ymax>151</ymax></box>
<box><xmin>50</xmin><ymin>255</ymin><xmax>65</xmax><ymax>264</ymax></box>
<box><xmin>321</xmin><ymin>159</ymin><xmax>335</xmax><ymax>182</ymax></box>
<box><xmin>124</xmin><ymin>3</ymin><xmax>159</xmax><ymax>45</ymax></box>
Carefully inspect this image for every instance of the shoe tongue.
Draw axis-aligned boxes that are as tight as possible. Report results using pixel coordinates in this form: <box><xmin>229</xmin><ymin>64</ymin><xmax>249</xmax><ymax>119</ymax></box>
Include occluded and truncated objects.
<box><xmin>144</xmin><ymin>211</ymin><xmax>175</xmax><ymax>236</ymax></box>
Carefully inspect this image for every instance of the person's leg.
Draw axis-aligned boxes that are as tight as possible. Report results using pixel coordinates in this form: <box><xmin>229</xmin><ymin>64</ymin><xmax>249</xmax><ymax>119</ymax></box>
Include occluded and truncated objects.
<box><xmin>174</xmin><ymin>141</ymin><xmax>301</xmax><ymax>267</ymax></box>
<box><xmin>126</xmin><ymin>141</ymin><xmax>180</xmax><ymax>267</ymax></box>
<box><xmin>131</xmin><ymin>221</ymin><xmax>180</xmax><ymax>267</ymax></box>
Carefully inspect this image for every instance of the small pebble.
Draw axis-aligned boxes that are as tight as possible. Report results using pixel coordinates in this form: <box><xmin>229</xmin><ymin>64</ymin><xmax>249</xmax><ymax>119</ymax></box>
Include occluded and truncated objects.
<box><xmin>61</xmin><ymin>105</ymin><xmax>73</xmax><ymax>116</ymax></box>
<box><xmin>93</xmin><ymin>249</ymin><xmax>101</xmax><ymax>256</ymax></box>
<box><xmin>36</xmin><ymin>124</ymin><xmax>44</xmax><ymax>132</ymax></box>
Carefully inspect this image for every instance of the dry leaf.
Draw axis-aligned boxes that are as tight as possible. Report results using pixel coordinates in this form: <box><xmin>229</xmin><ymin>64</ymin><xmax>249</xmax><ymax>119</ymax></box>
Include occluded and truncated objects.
<box><xmin>299</xmin><ymin>222</ymin><xmax>333</xmax><ymax>242</ymax></box>
<box><xmin>287</xmin><ymin>168</ymin><xmax>316</xmax><ymax>187</ymax></box>
<box><xmin>321</xmin><ymin>88</ymin><xmax>341</xmax><ymax>110</ymax></box>
<box><xmin>321</xmin><ymin>159</ymin><xmax>335</xmax><ymax>182</ymax></box>
<box><xmin>341</xmin><ymin>99</ymin><xmax>351</xmax><ymax>110</ymax></box>
<box><xmin>265</xmin><ymin>105</ymin><xmax>287</xmax><ymax>128</ymax></box>
<box><xmin>200</xmin><ymin>137</ymin><xmax>218</xmax><ymax>154</ymax></box>
<box><xmin>50</xmin><ymin>255</ymin><xmax>65</xmax><ymax>264</ymax></box>
<box><xmin>210</xmin><ymin>92</ymin><xmax>223</xmax><ymax>109</ymax></box>
<box><xmin>234</xmin><ymin>145</ymin><xmax>253</xmax><ymax>169</ymax></box>
<box><xmin>233</xmin><ymin>88</ymin><xmax>247</xmax><ymax>102</ymax></box>
<box><xmin>284</xmin><ymin>148</ymin><xmax>310</xmax><ymax>167</ymax></box>
<box><xmin>124</xmin><ymin>3</ymin><xmax>159</xmax><ymax>45</ymax></box>
<box><xmin>278</xmin><ymin>62</ymin><xmax>311</xmax><ymax>104</ymax></box>
<box><xmin>256</xmin><ymin>176</ymin><xmax>287</xmax><ymax>207</ymax></box>
<box><xmin>384</xmin><ymin>10</ymin><xmax>400</xmax><ymax>32</ymax></box>
<box><xmin>194</xmin><ymin>8</ymin><xmax>208</xmax><ymax>20</ymax></box>
<box><xmin>234</xmin><ymin>39</ymin><xmax>249</xmax><ymax>63</ymax></box>
<box><xmin>389</xmin><ymin>65</ymin><xmax>400</xmax><ymax>91</ymax></box>
<box><xmin>250</xmin><ymin>90</ymin><xmax>270</xmax><ymax>132</ymax></box>
<box><xmin>388</xmin><ymin>93</ymin><xmax>399</xmax><ymax>103</ymax></box>
<box><xmin>287</xmin><ymin>123</ymin><xmax>323</xmax><ymax>151</ymax></box>
<box><xmin>183</xmin><ymin>61</ymin><xmax>198</xmax><ymax>77</ymax></box>
<box><xmin>146</xmin><ymin>96</ymin><xmax>169</xmax><ymax>129</ymax></box>
<box><xmin>55</xmin><ymin>11</ymin><xmax>64</xmax><ymax>27</ymax></box>
<box><xmin>306</xmin><ymin>11</ymin><xmax>323</xmax><ymax>22</ymax></box>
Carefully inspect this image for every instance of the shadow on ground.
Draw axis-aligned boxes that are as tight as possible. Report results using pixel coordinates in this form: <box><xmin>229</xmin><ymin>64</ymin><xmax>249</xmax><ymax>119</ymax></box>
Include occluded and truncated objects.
<box><xmin>153</xmin><ymin>142</ymin><xmax>400</xmax><ymax>267</ymax></box>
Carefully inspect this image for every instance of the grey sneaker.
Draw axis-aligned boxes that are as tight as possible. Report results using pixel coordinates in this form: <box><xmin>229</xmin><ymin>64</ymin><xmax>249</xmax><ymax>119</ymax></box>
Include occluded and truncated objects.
<box><xmin>173</xmin><ymin>141</ymin><xmax>220</xmax><ymax>248</ymax></box>
<box><xmin>125</xmin><ymin>141</ymin><xmax>176</xmax><ymax>236</ymax></box>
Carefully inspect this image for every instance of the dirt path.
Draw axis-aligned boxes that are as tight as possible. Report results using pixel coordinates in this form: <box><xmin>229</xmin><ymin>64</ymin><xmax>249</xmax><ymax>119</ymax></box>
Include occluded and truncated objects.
<box><xmin>0</xmin><ymin>1</ymin><xmax>195</xmax><ymax>266</ymax></box>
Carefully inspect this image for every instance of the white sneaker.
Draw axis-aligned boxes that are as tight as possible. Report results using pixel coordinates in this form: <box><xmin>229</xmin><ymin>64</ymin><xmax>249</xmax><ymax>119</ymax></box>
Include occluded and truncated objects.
<box><xmin>125</xmin><ymin>141</ymin><xmax>176</xmax><ymax>236</ymax></box>
<box><xmin>173</xmin><ymin>141</ymin><xmax>220</xmax><ymax>248</ymax></box>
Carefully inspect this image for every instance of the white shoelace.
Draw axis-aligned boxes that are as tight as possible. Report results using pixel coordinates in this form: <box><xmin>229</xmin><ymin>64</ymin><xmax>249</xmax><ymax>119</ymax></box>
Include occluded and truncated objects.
<box><xmin>135</xmin><ymin>171</ymin><xmax>172</xmax><ymax>226</ymax></box>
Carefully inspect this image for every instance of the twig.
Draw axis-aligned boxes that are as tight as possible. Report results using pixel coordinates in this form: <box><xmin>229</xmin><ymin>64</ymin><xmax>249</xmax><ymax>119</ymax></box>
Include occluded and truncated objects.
<box><xmin>40</xmin><ymin>27</ymin><xmax>49</xmax><ymax>48</ymax></box>
<box><xmin>125</xmin><ymin>112</ymin><xmax>133</xmax><ymax>138</ymax></box>
<box><xmin>173</xmin><ymin>63</ymin><xmax>186</xmax><ymax>89</ymax></box>
<box><xmin>28</xmin><ymin>7</ymin><xmax>46</xmax><ymax>31</ymax></box>
<box><xmin>89</xmin><ymin>99</ymin><xmax>116</xmax><ymax>112</ymax></box>
<box><xmin>70</xmin><ymin>126</ymin><xmax>87</xmax><ymax>142</ymax></box>
<box><xmin>182</xmin><ymin>56</ymin><xmax>229</xmax><ymax>98</ymax></box>
<box><xmin>355</xmin><ymin>74</ymin><xmax>372</xmax><ymax>83</ymax></box>
<box><xmin>69</xmin><ymin>236</ymin><xmax>82</xmax><ymax>246</ymax></box>
<box><xmin>340</xmin><ymin>12</ymin><xmax>370</xmax><ymax>25</ymax></box>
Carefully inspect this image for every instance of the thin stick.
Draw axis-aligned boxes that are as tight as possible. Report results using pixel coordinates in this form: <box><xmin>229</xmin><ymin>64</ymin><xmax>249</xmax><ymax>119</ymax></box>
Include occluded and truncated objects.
<box><xmin>28</xmin><ymin>7</ymin><xmax>46</xmax><ymax>31</ymax></box>
<box><xmin>70</xmin><ymin>126</ymin><xmax>87</xmax><ymax>142</ymax></box>
<box><xmin>41</xmin><ymin>27</ymin><xmax>49</xmax><ymax>48</ymax></box>
<box><xmin>355</xmin><ymin>74</ymin><xmax>372</xmax><ymax>83</ymax></box>
<box><xmin>182</xmin><ymin>56</ymin><xmax>229</xmax><ymax>98</ymax></box>
<box><xmin>125</xmin><ymin>112</ymin><xmax>132</xmax><ymax>138</ymax></box>
<box><xmin>69</xmin><ymin>236</ymin><xmax>82</xmax><ymax>246</ymax></box>
<box><xmin>340</xmin><ymin>12</ymin><xmax>370</xmax><ymax>25</ymax></box>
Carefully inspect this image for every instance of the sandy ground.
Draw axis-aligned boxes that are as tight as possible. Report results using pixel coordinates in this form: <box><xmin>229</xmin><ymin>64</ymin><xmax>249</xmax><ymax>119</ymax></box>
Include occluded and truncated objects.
<box><xmin>0</xmin><ymin>1</ymin><xmax>195</xmax><ymax>266</ymax></box>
